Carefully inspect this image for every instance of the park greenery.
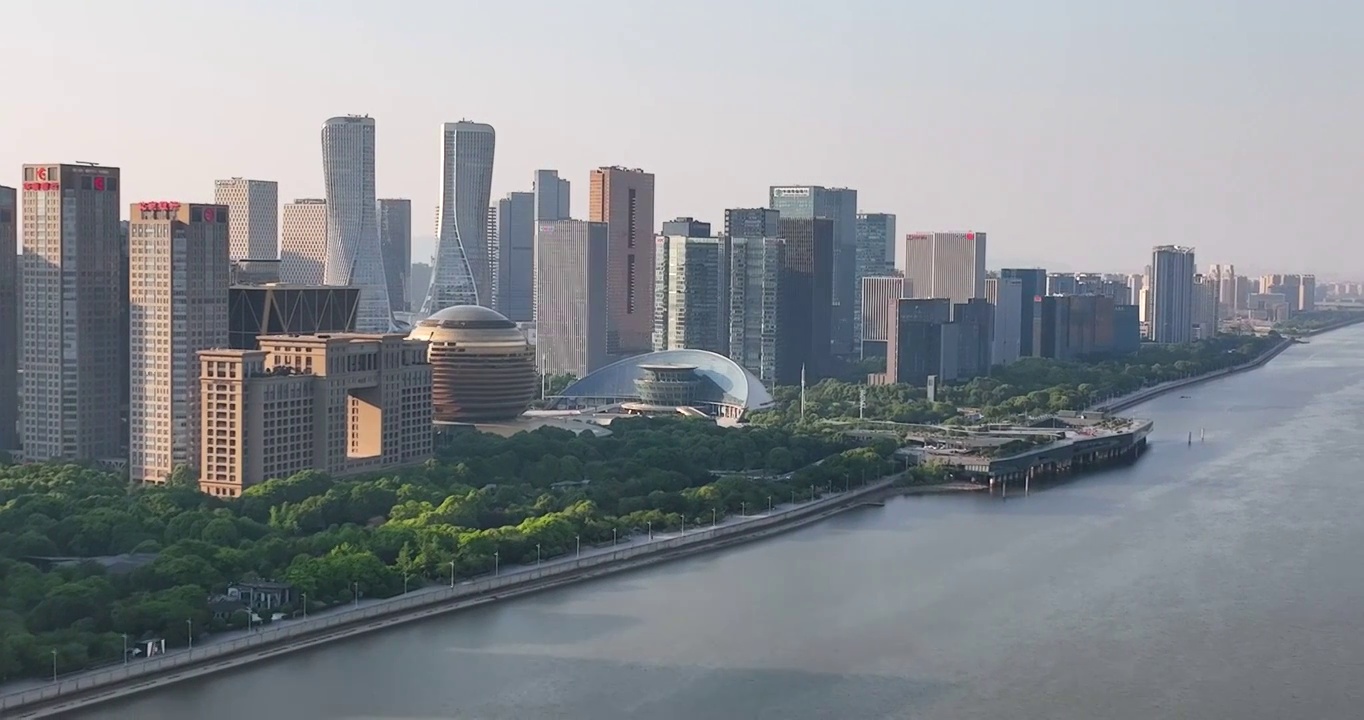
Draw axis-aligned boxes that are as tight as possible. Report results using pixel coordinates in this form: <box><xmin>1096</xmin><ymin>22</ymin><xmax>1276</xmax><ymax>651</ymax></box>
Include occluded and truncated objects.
<box><xmin>750</xmin><ymin>332</ymin><xmax>1284</xmax><ymax>426</ymax></box>
<box><xmin>0</xmin><ymin>418</ymin><xmax>895</xmax><ymax>682</ymax></box>
<box><xmin>1274</xmin><ymin>309</ymin><xmax>1363</xmax><ymax>335</ymax></box>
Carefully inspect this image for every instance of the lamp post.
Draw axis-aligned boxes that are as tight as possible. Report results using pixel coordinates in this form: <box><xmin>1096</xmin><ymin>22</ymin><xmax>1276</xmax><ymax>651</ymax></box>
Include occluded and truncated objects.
<box><xmin>741</xmin><ymin>501</ymin><xmax>746</xmax><ymax>517</ymax></box>
<box><xmin>187</xmin><ymin>619</ymin><xmax>194</xmax><ymax>650</ymax></box>
<box><xmin>403</xmin><ymin>575</ymin><xmax>410</xmax><ymax>594</ymax></box>
<box><xmin>352</xmin><ymin>581</ymin><xmax>359</xmax><ymax>608</ymax></box>
<box><xmin>810</xmin><ymin>484</ymin><xmax>815</xmax><ymax>501</ymax></box>
<box><xmin>767</xmin><ymin>496</ymin><xmax>772</xmax><ymax>514</ymax></box>
<box><xmin>647</xmin><ymin>521</ymin><xmax>653</xmax><ymax>540</ymax></box>
<box><xmin>712</xmin><ymin>508</ymin><xmax>717</xmax><ymax>527</ymax></box>
<box><xmin>790</xmin><ymin>489</ymin><xmax>796</xmax><ymax>505</ymax></box>
<box><xmin>612</xmin><ymin>528</ymin><xmax>617</xmax><ymax>546</ymax></box>
<box><xmin>302</xmin><ymin>592</ymin><xmax>308</xmax><ymax>618</ymax></box>
<box><xmin>536</xmin><ymin>543</ymin><xmax>542</xmax><ymax>566</ymax></box>
<box><xmin>450</xmin><ymin>560</ymin><xmax>456</xmax><ymax>588</ymax></box>
<box><xmin>51</xmin><ymin>649</ymin><xmax>57</xmax><ymax>682</ymax></box>
<box><xmin>681</xmin><ymin>517</ymin><xmax>685</xmax><ymax>536</ymax></box>
<box><xmin>494</xmin><ymin>550</ymin><xmax>500</xmax><ymax>576</ymax></box>
<box><xmin>122</xmin><ymin>633</ymin><xmax>128</xmax><ymax>666</ymax></box>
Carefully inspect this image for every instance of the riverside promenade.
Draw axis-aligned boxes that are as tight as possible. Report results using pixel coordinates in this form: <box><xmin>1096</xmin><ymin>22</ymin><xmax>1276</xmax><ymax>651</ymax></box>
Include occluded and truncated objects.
<box><xmin>0</xmin><ymin>476</ymin><xmax>895</xmax><ymax>719</ymax></box>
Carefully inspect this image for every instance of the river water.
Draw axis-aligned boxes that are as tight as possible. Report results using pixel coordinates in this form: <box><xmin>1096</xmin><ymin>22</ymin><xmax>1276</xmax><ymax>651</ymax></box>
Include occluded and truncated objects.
<box><xmin>72</xmin><ymin>329</ymin><xmax>1364</xmax><ymax>720</ymax></box>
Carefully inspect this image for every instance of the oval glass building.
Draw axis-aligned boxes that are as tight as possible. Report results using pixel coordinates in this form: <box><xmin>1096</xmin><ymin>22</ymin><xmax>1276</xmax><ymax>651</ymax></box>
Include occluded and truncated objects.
<box><xmin>407</xmin><ymin>305</ymin><xmax>536</xmax><ymax>421</ymax></box>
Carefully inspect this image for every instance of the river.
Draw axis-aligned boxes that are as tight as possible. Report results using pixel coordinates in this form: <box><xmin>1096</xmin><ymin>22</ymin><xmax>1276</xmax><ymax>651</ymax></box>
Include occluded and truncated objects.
<box><xmin>70</xmin><ymin>328</ymin><xmax>1364</xmax><ymax>719</ymax></box>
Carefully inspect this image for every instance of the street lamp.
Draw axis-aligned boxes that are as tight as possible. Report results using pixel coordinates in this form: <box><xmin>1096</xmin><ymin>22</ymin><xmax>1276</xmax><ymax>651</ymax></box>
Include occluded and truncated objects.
<box><xmin>494</xmin><ymin>550</ymin><xmax>500</xmax><ymax>576</ymax></box>
<box><xmin>403</xmin><ymin>574</ymin><xmax>411</xmax><ymax>594</ymax></box>
<box><xmin>712</xmin><ymin>508</ymin><xmax>717</xmax><ymax>527</ymax></box>
<box><xmin>51</xmin><ymin>649</ymin><xmax>57</xmax><ymax>682</ymax></box>
<box><xmin>647</xmin><ymin>521</ymin><xmax>653</xmax><ymax>540</ymax></box>
<box><xmin>741</xmin><ymin>501</ymin><xmax>746</xmax><ymax>517</ymax></box>
<box><xmin>575</xmin><ymin>535</ymin><xmax>581</xmax><ymax>558</ymax></box>
<box><xmin>536</xmin><ymin>543</ymin><xmax>542</xmax><ymax>566</ymax></box>
<box><xmin>302</xmin><ymin>592</ymin><xmax>308</xmax><ymax>618</ymax></box>
<box><xmin>612</xmin><ymin>528</ymin><xmax>617</xmax><ymax>545</ymax></box>
<box><xmin>187</xmin><ymin>618</ymin><xmax>194</xmax><ymax>650</ymax></box>
<box><xmin>810</xmin><ymin>484</ymin><xmax>815</xmax><ymax>501</ymax></box>
<box><xmin>681</xmin><ymin>517</ymin><xmax>686</xmax><ymax>536</ymax></box>
<box><xmin>450</xmin><ymin>560</ymin><xmax>456</xmax><ymax>588</ymax></box>
<box><xmin>122</xmin><ymin>633</ymin><xmax>128</xmax><ymax>666</ymax></box>
<box><xmin>352</xmin><ymin>581</ymin><xmax>359</xmax><ymax>608</ymax></box>
<box><xmin>767</xmin><ymin>496</ymin><xmax>772</xmax><ymax>514</ymax></box>
<box><xmin>790</xmin><ymin>489</ymin><xmax>796</xmax><ymax>505</ymax></box>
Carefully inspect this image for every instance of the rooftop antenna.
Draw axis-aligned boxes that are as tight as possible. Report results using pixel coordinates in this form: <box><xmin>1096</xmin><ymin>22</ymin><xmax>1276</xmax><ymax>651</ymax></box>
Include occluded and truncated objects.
<box><xmin>74</xmin><ymin>160</ymin><xmax>100</xmax><ymax>166</ymax></box>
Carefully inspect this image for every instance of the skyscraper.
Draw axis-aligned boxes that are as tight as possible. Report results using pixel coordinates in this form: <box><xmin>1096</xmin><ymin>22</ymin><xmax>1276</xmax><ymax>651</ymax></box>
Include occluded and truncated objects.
<box><xmin>494</xmin><ymin>192</ymin><xmax>535</xmax><ymax>322</ymax></box>
<box><xmin>377</xmin><ymin>198</ymin><xmax>412</xmax><ymax>314</ymax></box>
<box><xmin>427</xmin><ymin>121</ymin><xmax>496</xmax><ymax>311</ymax></box>
<box><xmin>770</xmin><ymin>186</ymin><xmax>857</xmax><ymax>355</ymax></box>
<box><xmin>535</xmin><ymin>219</ymin><xmax>609</xmax><ymax>377</ymax></box>
<box><xmin>20</xmin><ymin>163</ymin><xmax>123</xmax><ymax>462</ymax></box>
<box><xmin>213</xmin><ymin>177</ymin><xmax>278</xmax><ymax>261</ymax></box>
<box><xmin>661</xmin><ymin>217</ymin><xmax>711</xmax><ymax>237</ymax></box>
<box><xmin>1208</xmin><ymin>263</ymin><xmax>1237</xmax><ymax>314</ymax></box>
<box><xmin>952</xmin><ymin>299</ymin><xmax>995</xmax><ymax>380</ymax></box>
<box><xmin>321</xmin><ymin>116</ymin><xmax>391</xmax><ymax>332</ymax></box>
<box><xmin>725</xmin><ymin>208</ymin><xmax>780</xmax><ymax>239</ymax></box>
<box><xmin>280</xmin><ymin>199</ymin><xmax>328</xmax><ymax>285</ymax></box>
<box><xmin>859</xmin><ymin>276</ymin><xmax>911</xmax><ymax>359</ymax></box>
<box><xmin>1150</xmin><ymin>245</ymin><xmax>1196</xmax><ymax>344</ymax></box>
<box><xmin>128</xmin><ymin>201</ymin><xmax>230</xmax><ymax>483</ymax></box>
<box><xmin>898</xmin><ymin>231</ymin><xmax>987</xmax><ymax>306</ymax></box>
<box><xmin>854</xmin><ymin>213</ymin><xmax>896</xmax><ymax>347</ymax></box>
<box><xmin>776</xmin><ymin>217</ymin><xmax>834</xmax><ymax>384</ymax></box>
<box><xmin>1193</xmin><ymin>273</ymin><xmax>1219</xmax><ymax>339</ymax></box>
<box><xmin>885</xmin><ymin>299</ymin><xmax>954</xmax><ymax>386</ymax></box>
<box><xmin>589</xmin><ymin>166</ymin><xmax>656</xmax><ymax>356</ymax></box>
<box><xmin>533</xmin><ymin>169</ymin><xmax>571</xmax><ymax>222</ymax></box>
<box><xmin>985</xmin><ymin>276</ymin><xmax>1023</xmax><ymax>366</ymax></box>
<box><xmin>0</xmin><ymin>185</ymin><xmax>16</xmax><ymax>451</ymax></box>
<box><xmin>1001</xmin><ymin>268</ymin><xmax>1046</xmax><ymax>356</ymax></box>
<box><xmin>728</xmin><ymin>236</ymin><xmax>784</xmax><ymax>385</ymax></box>
<box><xmin>653</xmin><ymin>234</ymin><xmax>728</xmax><ymax>354</ymax></box>
<box><xmin>1300</xmin><ymin>274</ymin><xmax>1316</xmax><ymax>312</ymax></box>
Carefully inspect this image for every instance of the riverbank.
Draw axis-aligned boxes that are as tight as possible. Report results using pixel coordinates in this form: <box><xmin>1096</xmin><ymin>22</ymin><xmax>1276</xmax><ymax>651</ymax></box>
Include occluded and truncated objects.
<box><xmin>0</xmin><ymin>477</ymin><xmax>895</xmax><ymax>718</ymax></box>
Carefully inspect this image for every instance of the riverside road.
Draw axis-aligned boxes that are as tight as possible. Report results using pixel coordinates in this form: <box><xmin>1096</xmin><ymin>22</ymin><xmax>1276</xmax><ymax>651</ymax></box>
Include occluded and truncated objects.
<box><xmin>63</xmin><ymin>326</ymin><xmax>1364</xmax><ymax>720</ymax></box>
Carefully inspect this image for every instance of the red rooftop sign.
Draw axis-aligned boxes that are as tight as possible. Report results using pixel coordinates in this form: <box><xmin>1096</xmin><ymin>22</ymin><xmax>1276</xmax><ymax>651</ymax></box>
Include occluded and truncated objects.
<box><xmin>22</xmin><ymin>182</ymin><xmax>59</xmax><ymax>191</ymax></box>
<box><xmin>139</xmin><ymin>201</ymin><xmax>181</xmax><ymax>212</ymax></box>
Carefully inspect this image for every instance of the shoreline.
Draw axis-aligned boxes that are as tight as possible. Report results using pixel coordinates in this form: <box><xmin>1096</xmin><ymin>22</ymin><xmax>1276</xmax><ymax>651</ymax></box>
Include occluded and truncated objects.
<box><xmin>0</xmin><ymin>478</ymin><xmax>895</xmax><ymax>718</ymax></box>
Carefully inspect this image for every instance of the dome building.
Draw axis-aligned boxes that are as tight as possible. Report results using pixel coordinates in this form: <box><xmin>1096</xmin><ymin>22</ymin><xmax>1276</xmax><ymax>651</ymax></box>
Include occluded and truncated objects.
<box><xmin>407</xmin><ymin>305</ymin><xmax>537</xmax><ymax>422</ymax></box>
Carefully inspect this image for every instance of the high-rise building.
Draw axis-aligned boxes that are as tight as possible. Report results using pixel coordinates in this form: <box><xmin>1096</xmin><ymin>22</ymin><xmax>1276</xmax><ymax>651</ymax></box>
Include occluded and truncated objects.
<box><xmin>1047</xmin><ymin>272</ymin><xmax>1078</xmax><ymax>296</ymax></box>
<box><xmin>1260</xmin><ymin>274</ymin><xmax>1303</xmax><ymax>314</ymax></box>
<box><xmin>952</xmin><ymin>299</ymin><xmax>994</xmax><ymax>380</ymax></box>
<box><xmin>1150</xmin><ymin>246</ymin><xmax>1196</xmax><ymax>344</ymax></box>
<box><xmin>859</xmin><ymin>276</ymin><xmax>911</xmax><ymax>359</ymax></box>
<box><xmin>661</xmin><ymin>217</ymin><xmax>711</xmax><ymax>238</ymax></box>
<box><xmin>128</xmin><ymin>201</ymin><xmax>231</xmax><ymax>483</ymax></box>
<box><xmin>854</xmin><ymin>213</ymin><xmax>896</xmax><ymax>346</ymax></box>
<box><xmin>728</xmin><ymin>236</ymin><xmax>784</xmax><ymax>385</ymax></box>
<box><xmin>770</xmin><ymin>186</ymin><xmax>857</xmax><ymax>355</ymax></box>
<box><xmin>198</xmin><ymin>333</ymin><xmax>432</xmax><ymax>497</ymax></box>
<box><xmin>20</xmin><ymin>163</ymin><xmax>123</xmax><ymax>463</ymax></box>
<box><xmin>321</xmin><ymin>116</ymin><xmax>391</xmax><ymax>332</ymax></box>
<box><xmin>1193</xmin><ymin>273</ymin><xmax>1219</xmax><ymax>339</ymax></box>
<box><xmin>1033</xmin><ymin>295</ymin><xmax>1116</xmax><ymax>359</ymax></box>
<box><xmin>1001</xmin><ymin>268</ymin><xmax>1046</xmax><ymax>357</ymax></box>
<box><xmin>885</xmin><ymin>299</ymin><xmax>954</xmax><ymax>386</ymax></box>
<box><xmin>725</xmin><ymin>208</ymin><xmax>780</xmax><ymax>239</ymax></box>
<box><xmin>775</xmin><ymin>217</ymin><xmax>834</xmax><ymax>384</ymax></box>
<box><xmin>494</xmin><ymin>192</ymin><xmax>535</xmax><ymax>322</ymax></box>
<box><xmin>280</xmin><ymin>199</ymin><xmax>328</xmax><ymax>285</ymax></box>
<box><xmin>1300</xmin><ymin>274</ymin><xmax>1316</xmax><ymax>313</ymax></box>
<box><xmin>427</xmin><ymin>121</ymin><xmax>496</xmax><ymax>311</ymax></box>
<box><xmin>985</xmin><ymin>276</ymin><xmax>1023</xmax><ymax>366</ymax></box>
<box><xmin>589</xmin><ymin>166</ymin><xmax>656</xmax><ymax>356</ymax></box>
<box><xmin>377</xmin><ymin>198</ymin><xmax>412</xmax><ymax>314</ymax></box>
<box><xmin>535</xmin><ymin>219</ymin><xmax>609</xmax><ymax>377</ymax></box>
<box><xmin>898</xmin><ymin>231</ymin><xmax>987</xmax><ymax>306</ymax></box>
<box><xmin>0</xmin><ymin>185</ymin><xmax>16</xmax><ymax>451</ymax></box>
<box><xmin>653</xmin><ymin>234</ymin><xmax>728</xmax><ymax>354</ymax></box>
<box><xmin>533</xmin><ymin>169</ymin><xmax>571</xmax><ymax>223</ymax></box>
<box><xmin>1113</xmin><ymin>305</ymin><xmax>1141</xmax><ymax>354</ymax></box>
<box><xmin>407</xmin><ymin>305</ymin><xmax>537</xmax><ymax>422</ymax></box>
<box><xmin>1208</xmin><ymin>263</ymin><xmax>1237</xmax><ymax>315</ymax></box>
<box><xmin>213</xmin><ymin>178</ymin><xmax>278</xmax><ymax>261</ymax></box>
<box><xmin>409</xmin><ymin>262</ymin><xmax>432</xmax><ymax>313</ymax></box>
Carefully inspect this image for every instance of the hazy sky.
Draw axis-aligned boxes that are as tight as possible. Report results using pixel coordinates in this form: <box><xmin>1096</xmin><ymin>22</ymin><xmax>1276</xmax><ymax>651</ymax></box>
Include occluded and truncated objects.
<box><xmin>4</xmin><ymin>0</ymin><xmax>1361</xmax><ymax>277</ymax></box>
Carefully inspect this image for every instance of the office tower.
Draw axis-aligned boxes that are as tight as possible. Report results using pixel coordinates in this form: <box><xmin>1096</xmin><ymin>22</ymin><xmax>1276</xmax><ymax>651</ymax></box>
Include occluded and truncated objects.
<box><xmin>321</xmin><ymin>116</ymin><xmax>391</xmax><ymax>332</ymax></box>
<box><xmin>728</xmin><ymin>236</ymin><xmax>785</xmax><ymax>384</ymax></box>
<box><xmin>427</xmin><ymin>121</ymin><xmax>496</xmax><ymax>311</ymax></box>
<box><xmin>661</xmin><ymin>217</ymin><xmax>711</xmax><ymax>237</ymax></box>
<box><xmin>198</xmin><ymin>333</ymin><xmax>432</xmax><ymax>497</ymax></box>
<box><xmin>589</xmin><ymin>166</ymin><xmax>656</xmax><ymax>355</ymax></box>
<box><xmin>229</xmin><ymin>278</ymin><xmax>359</xmax><ymax>350</ymax></box>
<box><xmin>859</xmin><ymin>276</ymin><xmax>911</xmax><ymax>359</ymax></box>
<box><xmin>409</xmin><ymin>262</ymin><xmax>432</xmax><ymax>312</ymax></box>
<box><xmin>280</xmin><ymin>199</ymin><xmax>328</xmax><ymax>284</ymax></box>
<box><xmin>770</xmin><ymin>186</ymin><xmax>857</xmax><ymax>355</ymax></box>
<box><xmin>20</xmin><ymin>163</ymin><xmax>123</xmax><ymax>463</ymax></box>
<box><xmin>985</xmin><ymin>276</ymin><xmax>1023</xmax><ymax>366</ymax></box>
<box><xmin>533</xmin><ymin>169</ymin><xmax>571</xmax><ymax>222</ymax></box>
<box><xmin>952</xmin><ymin>299</ymin><xmax>994</xmax><ymax>380</ymax></box>
<box><xmin>0</xmin><ymin>185</ymin><xmax>15</xmax><ymax>451</ymax></box>
<box><xmin>653</xmin><ymin>234</ymin><xmax>728</xmax><ymax>353</ymax></box>
<box><xmin>854</xmin><ymin>213</ymin><xmax>896</xmax><ymax>346</ymax></box>
<box><xmin>377</xmin><ymin>198</ymin><xmax>412</xmax><ymax>314</ymax></box>
<box><xmin>494</xmin><ymin>192</ymin><xmax>535</xmax><ymax>322</ymax></box>
<box><xmin>128</xmin><ymin>201</ymin><xmax>231</xmax><ymax>483</ymax></box>
<box><xmin>213</xmin><ymin>178</ymin><xmax>278</xmax><ymax>261</ymax></box>
<box><xmin>898</xmin><ymin>231</ymin><xmax>987</xmax><ymax>306</ymax></box>
<box><xmin>775</xmin><ymin>217</ymin><xmax>834</xmax><ymax>384</ymax></box>
<box><xmin>1001</xmin><ymin>268</ymin><xmax>1046</xmax><ymax>356</ymax></box>
<box><xmin>119</xmin><ymin>219</ymin><xmax>130</xmax><ymax>458</ymax></box>
<box><xmin>1300</xmin><ymin>274</ymin><xmax>1316</xmax><ymax>312</ymax></box>
<box><xmin>1033</xmin><ymin>295</ymin><xmax>1115</xmax><ymax>359</ymax></box>
<box><xmin>1208</xmin><ymin>263</ymin><xmax>1236</xmax><ymax>314</ymax></box>
<box><xmin>1149</xmin><ymin>245</ymin><xmax>1196</xmax><ymax>343</ymax></box>
<box><xmin>885</xmin><ymin>299</ymin><xmax>954</xmax><ymax>386</ymax></box>
<box><xmin>1260</xmin><ymin>274</ymin><xmax>1303</xmax><ymax>314</ymax></box>
<box><xmin>725</xmin><ymin>207</ymin><xmax>780</xmax><ymax>239</ymax></box>
<box><xmin>1193</xmin><ymin>273</ymin><xmax>1219</xmax><ymax>339</ymax></box>
<box><xmin>535</xmin><ymin>219</ymin><xmax>609</xmax><ymax>377</ymax></box>
<box><xmin>1113</xmin><ymin>305</ymin><xmax>1141</xmax><ymax>354</ymax></box>
<box><xmin>1047</xmin><ymin>272</ymin><xmax>1078</xmax><ymax>296</ymax></box>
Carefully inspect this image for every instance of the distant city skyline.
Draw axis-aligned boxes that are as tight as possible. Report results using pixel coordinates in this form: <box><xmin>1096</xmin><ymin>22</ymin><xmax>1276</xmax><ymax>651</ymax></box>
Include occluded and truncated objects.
<box><xmin>4</xmin><ymin>2</ymin><xmax>1359</xmax><ymax>278</ymax></box>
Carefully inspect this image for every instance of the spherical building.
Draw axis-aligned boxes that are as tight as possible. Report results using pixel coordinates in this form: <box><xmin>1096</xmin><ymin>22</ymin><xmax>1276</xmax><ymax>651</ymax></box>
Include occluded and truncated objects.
<box><xmin>407</xmin><ymin>305</ymin><xmax>537</xmax><ymax>422</ymax></box>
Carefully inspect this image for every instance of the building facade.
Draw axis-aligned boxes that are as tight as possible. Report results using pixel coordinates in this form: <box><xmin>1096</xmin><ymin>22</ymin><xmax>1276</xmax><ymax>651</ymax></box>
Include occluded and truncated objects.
<box><xmin>985</xmin><ymin>275</ymin><xmax>1023</xmax><ymax>366</ymax></box>
<box><xmin>589</xmin><ymin>166</ymin><xmax>656</xmax><ymax>356</ymax></box>
<box><xmin>724</xmin><ymin>208</ymin><xmax>780</xmax><ymax>239</ymax></box>
<box><xmin>198</xmin><ymin>333</ymin><xmax>432</xmax><ymax>497</ymax></box>
<box><xmin>770</xmin><ymin>186</ymin><xmax>858</xmax><ymax>355</ymax></box>
<box><xmin>1150</xmin><ymin>245</ymin><xmax>1196</xmax><ymax>343</ymax></box>
<box><xmin>533</xmin><ymin>169</ymin><xmax>571</xmax><ymax>223</ymax></box>
<box><xmin>129</xmin><ymin>201</ymin><xmax>231</xmax><ymax>483</ymax></box>
<box><xmin>0</xmin><ymin>185</ymin><xmax>15</xmax><ymax>451</ymax></box>
<box><xmin>859</xmin><ymin>275</ymin><xmax>911</xmax><ymax>359</ymax></box>
<box><xmin>213</xmin><ymin>178</ymin><xmax>278</xmax><ymax>261</ymax></box>
<box><xmin>321</xmin><ymin>116</ymin><xmax>391</xmax><ymax>332</ymax></box>
<box><xmin>854</xmin><ymin>213</ymin><xmax>896</xmax><ymax>346</ymax></box>
<box><xmin>535</xmin><ymin>219</ymin><xmax>609</xmax><ymax>378</ymax></box>
<box><xmin>1193</xmin><ymin>273</ymin><xmax>1219</xmax><ymax>339</ymax></box>
<box><xmin>898</xmin><ymin>231</ymin><xmax>987</xmax><ymax>307</ymax></box>
<box><xmin>427</xmin><ymin>121</ymin><xmax>496</xmax><ymax>311</ymax></box>
<box><xmin>885</xmin><ymin>299</ymin><xmax>954</xmax><ymax>386</ymax></box>
<box><xmin>229</xmin><ymin>285</ymin><xmax>359</xmax><ymax>350</ymax></box>
<box><xmin>1001</xmin><ymin>268</ymin><xmax>1046</xmax><ymax>357</ymax></box>
<box><xmin>494</xmin><ymin>191</ymin><xmax>535</xmax><ymax>322</ymax></box>
<box><xmin>953</xmin><ymin>298</ymin><xmax>995</xmax><ymax>380</ymax></box>
<box><xmin>280</xmin><ymin>198</ymin><xmax>328</xmax><ymax>285</ymax></box>
<box><xmin>776</xmin><ymin>217</ymin><xmax>834</xmax><ymax>385</ymax></box>
<box><xmin>661</xmin><ymin>217</ymin><xmax>711</xmax><ymax>238</ymax></box>
<box><xmin>20</xmin><ymin>163</ymin><xmax>124</xmax><ymax>463</ymax></box>
<box><xmin>653</xmin><ymin>234</ymin><xmax>728</xmax><ymax>354</ymax></box>
<box><xmin>727</xmin><ymin>236</ymin><xmax>784</xmax><ymax>385</ymax></box>
<box><xmin>407</xmin><ymin>305</ymin><xmax>537</xmax><ymax>422</ymax></box>
<box><xmin>377</xmin><ymin>198</ymin><xmax>412</xmax><ymax>314</ymax></box>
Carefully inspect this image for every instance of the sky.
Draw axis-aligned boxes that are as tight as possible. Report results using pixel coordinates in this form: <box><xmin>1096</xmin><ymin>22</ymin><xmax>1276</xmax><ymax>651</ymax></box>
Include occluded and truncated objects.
<box><xmin>3</xmin><ymin>0</ymin><xmax>1362</xmax><ymax>278</ymax></box>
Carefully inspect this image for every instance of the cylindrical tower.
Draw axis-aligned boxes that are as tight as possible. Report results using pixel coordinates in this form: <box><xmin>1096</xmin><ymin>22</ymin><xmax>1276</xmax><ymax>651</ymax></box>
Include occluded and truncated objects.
<box><xmin>407</xmin><ymin>305</ymin><xmax>536</xmax><ymax>421</ymax></box>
